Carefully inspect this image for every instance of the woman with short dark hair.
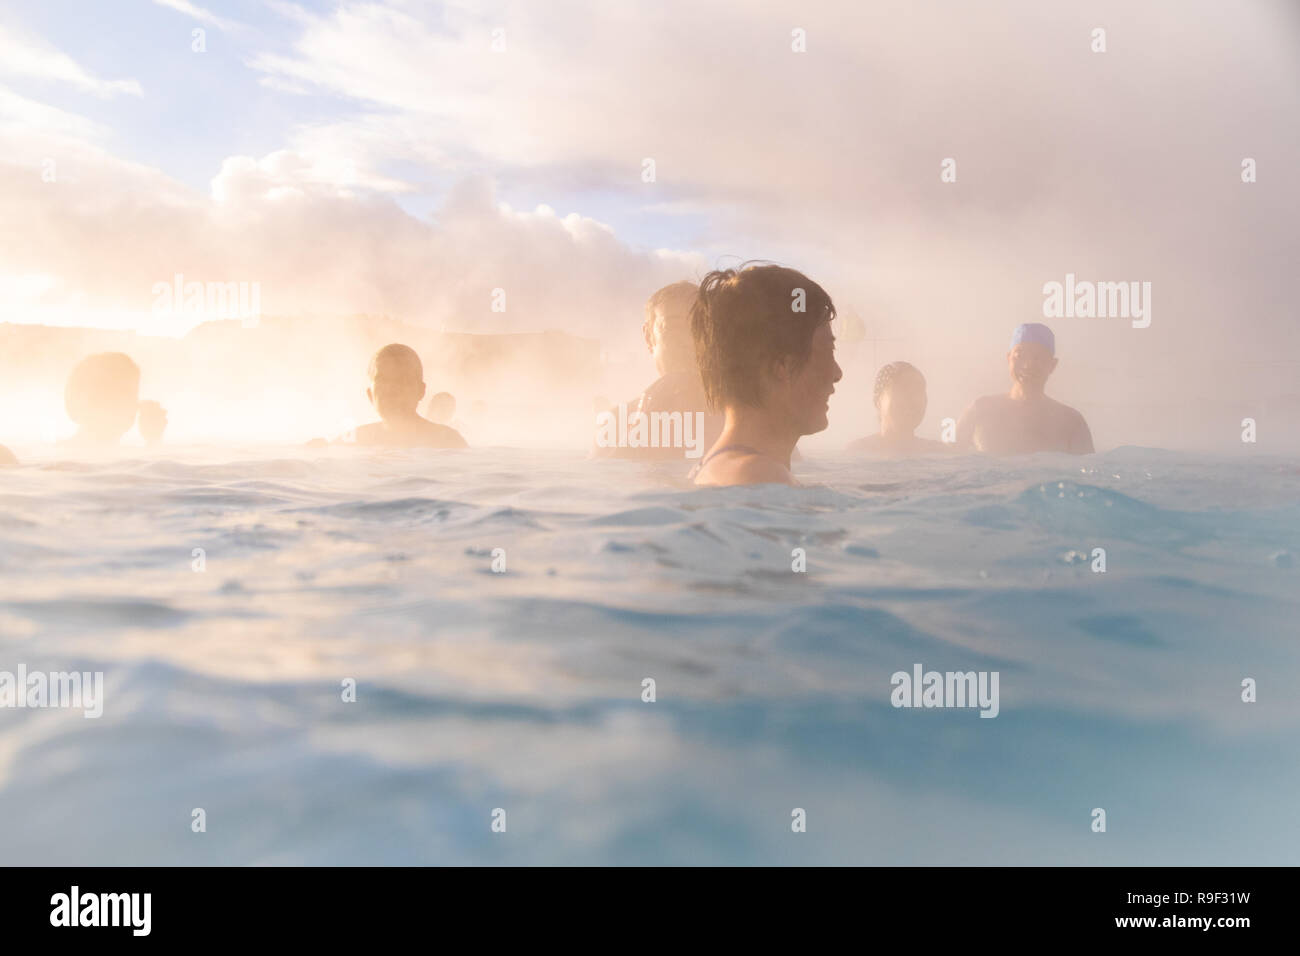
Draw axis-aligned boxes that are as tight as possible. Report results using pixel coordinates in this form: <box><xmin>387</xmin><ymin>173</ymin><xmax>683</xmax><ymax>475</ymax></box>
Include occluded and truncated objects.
<box><xmin>689</xmin><ymin>263</ymin><xmax>842</xmax><ymax>486</ymax></box>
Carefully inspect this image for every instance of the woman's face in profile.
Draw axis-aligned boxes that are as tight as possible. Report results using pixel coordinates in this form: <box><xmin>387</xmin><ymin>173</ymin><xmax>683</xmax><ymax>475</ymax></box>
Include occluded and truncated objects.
<box><xmin>784</xmin><ymin>322</ymin><xmax>842</xmax><ymax>435</ymax></box>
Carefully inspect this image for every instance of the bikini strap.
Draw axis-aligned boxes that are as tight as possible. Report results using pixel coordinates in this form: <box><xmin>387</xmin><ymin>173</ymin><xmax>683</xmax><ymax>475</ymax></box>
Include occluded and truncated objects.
<box><xmin>697</xmin><ymin>443</ymin><xmax>763</xmax><ymax>470</ymax></box>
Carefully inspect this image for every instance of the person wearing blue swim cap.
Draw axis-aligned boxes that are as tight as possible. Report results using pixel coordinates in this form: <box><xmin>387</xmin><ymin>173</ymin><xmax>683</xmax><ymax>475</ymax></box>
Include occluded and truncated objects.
<box><xmin>955</xmin><ymin>323</ymin><xmax>1094</xmax><ymax>454</ymax></box>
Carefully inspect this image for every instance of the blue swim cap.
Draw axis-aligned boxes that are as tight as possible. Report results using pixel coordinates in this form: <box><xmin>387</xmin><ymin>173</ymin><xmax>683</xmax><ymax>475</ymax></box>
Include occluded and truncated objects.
<box><xmin>1010</xmin><ymin>322</ymin><xmax>1055</xmax><ymax>355</ymax></box>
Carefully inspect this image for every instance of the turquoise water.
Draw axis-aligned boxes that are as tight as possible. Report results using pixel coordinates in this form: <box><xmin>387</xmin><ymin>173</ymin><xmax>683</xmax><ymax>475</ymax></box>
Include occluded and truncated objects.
<box><xmin>0</xmin><ymin>446</ymin><xmax>1296</xmax><ymax>864</ymax></box>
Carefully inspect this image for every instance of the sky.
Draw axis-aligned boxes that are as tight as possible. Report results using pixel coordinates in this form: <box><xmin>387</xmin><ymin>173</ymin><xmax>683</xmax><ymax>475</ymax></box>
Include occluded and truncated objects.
<box><xmin>0</xmin><ymin>0</ymin><xmax>1297</xmax><ymax>448</ymax></box>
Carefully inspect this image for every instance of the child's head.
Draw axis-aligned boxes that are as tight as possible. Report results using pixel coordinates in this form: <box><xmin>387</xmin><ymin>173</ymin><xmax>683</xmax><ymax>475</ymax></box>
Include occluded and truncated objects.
<box><xmin>643</xmin><ymin>281</ymin><xmax>700</xmax><ymax>376</ymax></box>
<box><xmin>366</xmin><ymin>344</ymin><xmax>426</xmax><ymax>421</ymax></box>
<box><xmin>426</xmin><ymin>391</ymin><xmax>456</xmax><ymax>424</ymax></box>
<box><xmin>65</xmin><ymin>352</ymin><xmax>141</xmax><ymax>443</ymax></box>
<box><xmin>873</xmin><ymin>361</ymin><xmax>927</xmax><ymax>434</ymax></box>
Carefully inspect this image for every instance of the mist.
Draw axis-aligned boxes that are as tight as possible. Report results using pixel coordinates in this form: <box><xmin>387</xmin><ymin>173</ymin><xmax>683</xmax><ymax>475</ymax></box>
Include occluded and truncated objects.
<box><xmin>1</xmin><ymin>0</ymin><xmax>1297</xmax><ymax>453</ymax></box>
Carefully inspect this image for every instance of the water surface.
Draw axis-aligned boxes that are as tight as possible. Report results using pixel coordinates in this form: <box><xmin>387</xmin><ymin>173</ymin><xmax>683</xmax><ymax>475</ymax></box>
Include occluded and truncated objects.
<box><xmin>1</xmin><ymin>445</ymin><xmax>1296</xmax><ymax>864</ymax></box>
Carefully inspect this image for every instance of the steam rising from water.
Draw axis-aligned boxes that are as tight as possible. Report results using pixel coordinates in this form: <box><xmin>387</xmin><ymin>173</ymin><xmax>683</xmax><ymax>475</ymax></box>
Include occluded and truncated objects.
<box><xmin>1</xmin><ymin>0</ymin><xmax>1298</xmax><ymax>452</ymax></box>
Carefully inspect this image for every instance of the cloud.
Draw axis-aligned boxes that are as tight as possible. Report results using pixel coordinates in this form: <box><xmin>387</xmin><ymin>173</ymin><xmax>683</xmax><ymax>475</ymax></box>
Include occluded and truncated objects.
<box><xmin>239</xmin><ymin>0</ymin><xmax>1300</xmax><ymax>349</ymax></box>
<box><xmin>151</xmin><ymin>0</ymin><xmax>241</xmax><ymax>33</ymax></box>
<box><xmin>0</xmin><ymin>25</ymin><xmax>142</xmax><ymax>98</ymax></box>
<box><xmin>0</xmin><ymin>84</ymin><xmax>109</xmax><ymax>142</ymax></box>
<box><xmin>0</xmin><ymin>140</ymin><xmax>701</xmax><ymax>343</ymax></box>
<box><xmin>257</xmin><ymin>75</ymin><xmax>312</xmax><ymax>96</ymax></box>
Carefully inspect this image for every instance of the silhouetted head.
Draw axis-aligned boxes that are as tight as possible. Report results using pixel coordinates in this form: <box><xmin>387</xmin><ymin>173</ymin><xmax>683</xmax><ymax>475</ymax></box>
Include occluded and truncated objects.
<box><xmin>1007</xmin><ymin>323</ymin><xmax>1058</xmax><ymax>394</ymax></box>
<box><xmin>426</xmin><ymin>391</ymin><xmax>456</xmax><ymax>424</ymax></box>
<box><xmin>643</xmin><ymin>281</ymin><xmax>699</xmax><ymax>376</ymax></box>
<box><xmin>65</xmin><ymin>352</ymin><xmax>141</xmax><ymax>443</ymax></box>
<box><xmin>874</xmin><ymin>361</ymin><xmax>927</xmax><ymax>435</ymax></box>
<box><xmin>367</xmin><ymin>344</ymin><xmax>426</xmax><ymax>422</ymax></box>
<box><xmin>691</xmin><ymin>263</ymin><xmax>842</xmax><ymax>435</ymax></box>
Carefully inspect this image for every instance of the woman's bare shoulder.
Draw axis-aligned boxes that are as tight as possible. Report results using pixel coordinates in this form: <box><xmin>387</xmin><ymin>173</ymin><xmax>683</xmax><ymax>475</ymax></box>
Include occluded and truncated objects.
<box><xmin>696</xmin><ymin>451</ymin><xmax>795</xmax><ymax>487</ymax></box>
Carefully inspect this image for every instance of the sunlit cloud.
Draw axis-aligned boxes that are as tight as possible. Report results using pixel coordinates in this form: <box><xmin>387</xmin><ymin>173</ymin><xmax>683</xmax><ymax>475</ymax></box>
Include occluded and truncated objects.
<box><xmin>0</xmin><ymin>84</ymin><xmax>108</xmax><ymax>142</ymax></box>
<box><xmin>150</xmin><ymin>0</ymin><xmax>243</xmax><ymax>34</ymax></box>
<box><xmin>0</xmin><ymin>24</ymin><xmax>142</xmax><ymax>98</ymax></box>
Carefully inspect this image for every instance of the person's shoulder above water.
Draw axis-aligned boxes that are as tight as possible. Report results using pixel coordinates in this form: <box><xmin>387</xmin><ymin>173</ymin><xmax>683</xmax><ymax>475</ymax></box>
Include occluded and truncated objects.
<box><xmin>958</xmin><ymin>392</ymin><xmax>1094</xmax><ymax>454</ymax></box>
<box><xmin>693</xmin><ymin>447</ymin><xmax>796</xmax><ymax>487</ymax></box>
<box><xmin>355</xmin><ymin>418</ymin><xmax>467</xmax><ymax>448</ymax></box>
<box><xmin>1023</xmin><ymin>394</ymin><xmax>1092</xmax><ymax>445</ymax></box>
<box><xmin>1054</xmin><ymin>398</ymin><xmax>1094</xmax><ymax>453</ymax></box>
<box><xmin>417</xmin><ymin>419</ymin><xmax>469</xmax><ymax>448</ymax></box>
<box><xmin>963</xmin><ymin>392</ymin><xmax>1008</xmax><ymax>416</ymax></box>
<box><xmin>953</xmin><ymin>393</ymin><xmax>1001</xmax><ymax>443</ymax></box>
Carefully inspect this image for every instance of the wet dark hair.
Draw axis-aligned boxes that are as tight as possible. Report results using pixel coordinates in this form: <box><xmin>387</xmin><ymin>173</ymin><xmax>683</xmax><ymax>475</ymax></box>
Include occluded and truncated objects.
<box><xmin>690</xmin><ymin>263</ymin><xmax>835</xmax><ymax>409</ymax></box>
<box><xmin>873</xmin><ymin>361</ymin><xmax>925</xmax><ymax>409</ymax></box>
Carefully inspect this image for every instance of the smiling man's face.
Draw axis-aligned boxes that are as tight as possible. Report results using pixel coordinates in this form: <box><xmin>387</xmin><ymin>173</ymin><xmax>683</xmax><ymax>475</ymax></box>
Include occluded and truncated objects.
<box><xmin>1008</xmin><ymin>342</ymin><xmax>1057</xmax><ymax>391</ymax></box>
